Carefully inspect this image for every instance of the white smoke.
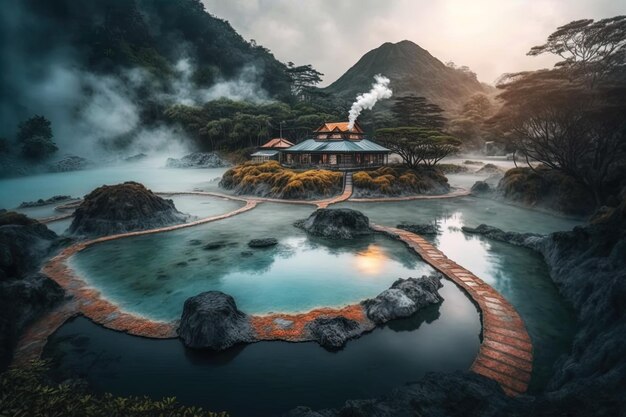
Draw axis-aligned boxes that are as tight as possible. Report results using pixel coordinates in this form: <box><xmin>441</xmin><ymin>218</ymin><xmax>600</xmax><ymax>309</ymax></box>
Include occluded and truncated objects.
<box><xmin>347</xmin><ymin>74</ymin><xmax>392</xmax><ymax>130</ymax></box>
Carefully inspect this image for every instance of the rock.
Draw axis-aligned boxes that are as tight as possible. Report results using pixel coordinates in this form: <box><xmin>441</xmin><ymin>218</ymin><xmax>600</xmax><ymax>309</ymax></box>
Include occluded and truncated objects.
<box><xmin>362</xmin><ymin>275</ymin><xmax>443</xmax><ymax>324</ymax></box>
<box><xmin>166</xmin><ymin>152</ymin><xmax>229</xmax><ymax>169</ymax></box>
<box><xmin>0</xmin><ymin>212</ymin><xmax>64</xmax><ymax>370</ymax></box>
<box><xmin>295</xmin><ymin>208</ymin><xmax>371</xmax><ymax>239</ymax></box>
<box><xmin>305</xmin><ymin>317</ymin><xmax>363</xmax><ymax>350</ymax></box>
<box><xmin>397</xmin><ymin>223</ymin><xmax>439</xmax><ymax>235</ymax></box>
<box><xmin>18</xmin><ymin>195</ymin><xmax>73</xmax><ymax>208</ymax></box>
<box><xmin>69</xmin><ymin>182</ymin><xmax>189</xmax><ymax>236</ymax></box>
<box><xmin>123</xmin><ymin>153</ymin><xmax>147</xmax><ymax>162</ymax></box>
<box><xmin>177</xmin><ymin>291</ymin><xmax>254</xmax><ymax>350</ymax></box>
<box><xmin>203</xmin><ymin>241</ymin><xmax>228</xmax><ymax>250</ymax></box>
<box><xmin>471</xmin><ymin>181</ymin><xmax>492</xmax><ymax>195</ymax></box>
<box><xmin>462</xmin><ymin>224</ymin><xmax>544</xmax><ymax>248</ymax></box>
<box><xmin>240</xmin><ymin>251</ymin><xmax>254</xmax><ymax>257</ymax></box>
<box><xmin>248</xmin><ymin>238</ymin><xmax>278</xmax><ymax>248</ymax></box>
<box><xmin>48</xmin><ymin>155</ymin><xmax>91</xmax><ymax>172</ymax></box>
<box><xmin>476</xmin><ymin>163</ymin><xmax>503</xmax><ymax>174</ymax></box>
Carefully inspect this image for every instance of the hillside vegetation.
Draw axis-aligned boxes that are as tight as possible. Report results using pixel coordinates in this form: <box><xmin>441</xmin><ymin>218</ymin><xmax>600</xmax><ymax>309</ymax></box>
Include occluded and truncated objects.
<box><xmin>219</xmin><ymin>161</ymin><xmax>343</xmax><ymax>199</ymax></box>
<box><xmin>352</xmin><ymin>166</ymin><xmax>449</xmax><ymax>198</ymax></box>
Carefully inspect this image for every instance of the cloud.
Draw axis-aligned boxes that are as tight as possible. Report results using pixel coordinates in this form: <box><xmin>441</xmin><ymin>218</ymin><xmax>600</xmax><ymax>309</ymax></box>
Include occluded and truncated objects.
<box><xmin>202</xmin><ymin>0</ymin><xmax>625</xmax><ymax>85</ymax></box>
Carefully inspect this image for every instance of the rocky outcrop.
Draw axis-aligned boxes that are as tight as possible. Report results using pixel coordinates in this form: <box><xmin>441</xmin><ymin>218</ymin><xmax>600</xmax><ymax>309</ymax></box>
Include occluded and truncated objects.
<box><xmin>496</xmin><ymin>167</ymin><xmax>595</xmax><ymax>216</ymax></box>
<box><xmin>69</xmin><ymin>182</ymin><xmax>188</xmax><ymax>236</ymax></box>
<box><xmin>18</xmin><ymin>195</ymin><xmax>73</xmax><ymax>209</ymax></box>
<box><xmin>397</xmin><ymin>223</ymin><xmax>439</xmax><ymax>235</ymax></box>
<box><xmin>248</xmin><ymin>238</ymin><xmax>278</xmax><ymax>248</ymax></box>
<box><xmin>294</xmin><ymin>208</ymin><xmax>371</xmax><ymax>239</ymax></box>
<box><xmin>177</xmin><ymin>291</ymin><xmax>254</xmax><ymax>350</ymax></box>
<box><xmin>0</xmin><ymin>212</ymin><xmax>64</xmax><ymax>370</ymax></box>
<box><xmin>305</xmin><ymin>317</ymin><xmax>364</xmax><ymax>350</ymax></box>
<box><xmin>166</xmin><ymin>152</ymin><xmax>229</xmax><ymax>169</ymax></box>
<box><xmin>462</xmin><ymin>224</ymin><xmax>544</xmax><ymax>248</ymax></box>
<box><xmin>48</xmin><ymin>155</ymin><xmax>91</xmax><ymax>172</ymax></box>
<box><xmin>476</xmin><ymin>163</ymin><xmax>503</xmax><ymax>174</ymax></box>
<box><xmin>362</xmin><ymin>275</ymin><xmax>443</xmax><ymax>323</ymax></box>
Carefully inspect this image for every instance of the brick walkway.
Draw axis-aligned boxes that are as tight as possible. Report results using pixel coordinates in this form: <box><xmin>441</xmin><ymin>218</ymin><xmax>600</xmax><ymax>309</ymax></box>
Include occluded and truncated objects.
<box><xmin>371</xmin><ymin>224</ymin><xmax>533</xmax><ymax>396</ymax></box>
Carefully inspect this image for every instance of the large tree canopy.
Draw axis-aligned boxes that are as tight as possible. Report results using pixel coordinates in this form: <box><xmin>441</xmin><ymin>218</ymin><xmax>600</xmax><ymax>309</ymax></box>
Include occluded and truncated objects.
<box><xmin>376</xmin><ymin>127</ymin><xmax>460</xmax><ymax>168</ymax></box>
<box><xmin>16</xmin><ymin>115</ymin><xmax>58</xmax><ymax>160</ymax></box>
<box><xmin>390</xmin><ymin>95</ymin><xmax>447</xmax><ymax>130</ymax></box>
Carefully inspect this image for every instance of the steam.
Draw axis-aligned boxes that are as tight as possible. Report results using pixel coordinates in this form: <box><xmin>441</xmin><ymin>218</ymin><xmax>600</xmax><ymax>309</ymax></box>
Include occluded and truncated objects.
<box><xmin>347</xmin><ymin>74</ymin><xmax>392</xmax><ymax>130</ymax></box>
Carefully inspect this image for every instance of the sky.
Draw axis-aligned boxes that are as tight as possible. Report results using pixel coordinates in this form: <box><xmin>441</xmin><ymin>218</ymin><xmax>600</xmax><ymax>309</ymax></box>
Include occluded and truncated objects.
<box><xmin>201</xmin><ymin>0</ymin><xmax>625</xmax><ymax>86</ymax></box>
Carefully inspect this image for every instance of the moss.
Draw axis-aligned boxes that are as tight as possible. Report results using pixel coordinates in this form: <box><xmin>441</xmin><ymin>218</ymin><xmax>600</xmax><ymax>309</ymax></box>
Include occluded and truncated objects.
<box><xmin>219</xmin><ymin>161</ymin><xmax>343</xmax><ymax>199</ymax></box>
<box><xmin>0</xmin><ymin>211</ymin><xmax>39</xmax><ymax>227</ymax></box>
<box><xmin>497</xmin><ymin>167</ymin><xmax>595</xmax><ymax>215</ymax></box>
<box><xmin>0</xmin><ymin>360</ymin><xmax>227</xmax><ymax>417</ymax></box>
<box><xmin>352</xmin><ymin>166</ymin><xmax>449</xmax><ymax>197</ymax></box>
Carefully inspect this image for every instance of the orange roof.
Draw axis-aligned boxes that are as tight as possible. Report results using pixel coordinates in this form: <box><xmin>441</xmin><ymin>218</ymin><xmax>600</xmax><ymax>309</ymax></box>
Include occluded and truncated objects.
<box><xmin>314</xmin><ymin>121</ymin><xmax>364</xmax><ymax>134</ymax></box>
<box><xmin>260</xmin><ymin>138</ymin><xmax>294</xmax><ymax>148</ymax></box>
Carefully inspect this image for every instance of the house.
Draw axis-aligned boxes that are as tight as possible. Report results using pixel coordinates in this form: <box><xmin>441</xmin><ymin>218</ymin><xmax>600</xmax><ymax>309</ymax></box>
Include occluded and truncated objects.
<box><xmin>280</xmin><ymin>121</ymin><xmax>390</xmax><ymax>170</ymax></box>
<box><xmin>251</xmin><ymin>138</ymin><xmax>294</xmax><ymax>163</ymax></box>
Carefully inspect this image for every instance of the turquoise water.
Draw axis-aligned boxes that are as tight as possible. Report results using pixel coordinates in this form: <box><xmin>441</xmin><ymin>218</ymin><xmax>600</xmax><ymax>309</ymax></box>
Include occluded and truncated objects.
<box><xmin>72</xmin><ymin>203</ymin><xmax>433</xmax><ymax>319</ymax></box>
<box><xmin>336</xmin><ymin>199</ymin><xmax>580</xmax><ymax>391</ymax></box>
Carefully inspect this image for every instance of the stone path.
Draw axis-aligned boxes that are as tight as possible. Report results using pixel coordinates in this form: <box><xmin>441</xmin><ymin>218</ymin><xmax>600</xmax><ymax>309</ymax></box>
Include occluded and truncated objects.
<box><xmin>371</xmin><ymin>224</ymin><xmax>533</xmax><ymax>396</ymax></box>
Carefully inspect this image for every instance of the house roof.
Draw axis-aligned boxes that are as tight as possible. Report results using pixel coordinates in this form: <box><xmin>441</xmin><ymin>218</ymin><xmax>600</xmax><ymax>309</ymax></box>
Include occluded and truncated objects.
<box><xmin>314</xmin><ymin>121</ymin><xmax>364</xmax><ymax>134</ymax></box>
<box><xmin>251</xmin><ymin>150</ymin><xmax>279</xmax><ymax>157</ymax></box>
<box><xmin>282</xmin><ymin>138</ymin><xmax>389</xmax><ymax>153</ymax></box>
<box><xmin>260</xmin><ymin>138</ymin><xmax>294</xmax><ymax>148</ymax></box>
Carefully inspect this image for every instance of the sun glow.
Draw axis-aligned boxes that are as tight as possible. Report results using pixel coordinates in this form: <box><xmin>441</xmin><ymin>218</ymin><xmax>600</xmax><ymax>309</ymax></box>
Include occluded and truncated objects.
<box><xmin>354</xmin><ymin>245</ymin><xmax>388</xmax><ymax>275</ymax></box>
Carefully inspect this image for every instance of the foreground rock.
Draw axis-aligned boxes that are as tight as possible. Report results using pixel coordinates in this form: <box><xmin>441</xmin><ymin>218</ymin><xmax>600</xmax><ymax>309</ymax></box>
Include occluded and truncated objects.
<box><xmin>295</xmin><ymin>208</ymin><xmax>371</xmax><ymax>239</ymax></box>
<box><xmin>0</xmin><ymin>212</ymin><xmax>64</xmax><ymax>369</ymax></box>
<box><xmin>166</xmin><ymin>152</ymin><xmax>229</xmax><ymax>168</ymax></box>
<box><xmin>305</xmin><ymin>317</ymin><xmax>364</xmax><ymax>350</ymax></box>
<box><xmin>470</xmin><ymin>180</ymin><xmax>492</xmax><ymax>195</ymax></box>
<box><xmin>48</xmin><ymin>155</ymin><xmax>91</xmax><ymax>172</ymax></box>
<box><xmin>177</xmin><ymin>291</ymin><xmax>254</xmax><ymax>350</ymax></box>
<box><xmin>362</xmin><ymin>275</ymin><xmax>443</xmax><ymax>323</ymax></box>
<box><xmin>69</xmin><ymin>182</ymin><xmax>188</xmax><ymax>236</ymax></box>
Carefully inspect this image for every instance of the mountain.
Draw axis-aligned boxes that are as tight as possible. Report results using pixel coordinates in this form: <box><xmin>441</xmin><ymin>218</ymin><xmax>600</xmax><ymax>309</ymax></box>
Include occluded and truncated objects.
<box><xmin>325</xmin><ymin>40</ymin><xmax>487</xmax><ymax>111</ymax></box>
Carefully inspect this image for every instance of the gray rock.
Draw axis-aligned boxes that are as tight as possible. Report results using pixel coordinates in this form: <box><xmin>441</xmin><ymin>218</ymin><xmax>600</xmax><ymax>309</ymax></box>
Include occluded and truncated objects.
<box><xmin>471</xmin><ymin>181</ymin><xmax>492</xmax><ymax>195</ymax></box>
<box><xmin>18</xmin><ymin>195</ymin><xmax>73</xmax><ymax>208</ymax></box>
<box><xmin>166</xmin><ymin>152</ymin><xmax>229</xmax><ymax>169</ymax></box>
<box><xmin>462</xmin><ymin>224</ymin><xmax>544</xmax><ymax>249</ymax></box>
<box><xmin>397</xmin><ymin>223</ymin><xmax>439</xmax><ymax>235</ymax></box>
<box><xmin>305</xmin><ymin>316</ymin><xmax>364</xmax><ymax>350</ymax></box>
<box><xmin>295</xmin><ymin>208</ymin><xmax>371</xmax><ymax>239</ymax></box>
<box><xmin>248</xmin><ymin>238</ymin><xmax>278</xmax><ymax>248</ymax></box>
<box><xmin>362</xmin><ymin>275</ymin><xmax>443</xmax><ymax>324</ymax></box>
<box><xmin>177</xmin><ymin>291</ymin><xmax>254</xmax><ymax>350</ymax></box>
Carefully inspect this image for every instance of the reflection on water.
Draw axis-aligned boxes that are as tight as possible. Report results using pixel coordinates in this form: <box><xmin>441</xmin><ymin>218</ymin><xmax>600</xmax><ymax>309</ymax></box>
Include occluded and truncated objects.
<box><xmin>338</xmin><ymin>200</ymin><xmax>578</xmax><ymax>391</ymax></box>
<box><xmin>72</xmin><ymin>204</ymin><xmax>433</xmax><ymax>320</ymax></box>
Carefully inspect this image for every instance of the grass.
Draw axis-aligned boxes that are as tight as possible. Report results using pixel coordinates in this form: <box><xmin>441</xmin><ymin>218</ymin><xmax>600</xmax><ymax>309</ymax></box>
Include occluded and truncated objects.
<box><xmin>219</xmin><ymin>161</ymin><xmax>343</xmax><ymax>199</ymax></box>
<box><xmin>352</xmin><ymin>166</ymin><xmax>449</xmax><ymax>196</ymax></box>
<box><xmin>0</xmin><ymin>360</ymin><xmax>227</xmax><ymax>417</ymax></box>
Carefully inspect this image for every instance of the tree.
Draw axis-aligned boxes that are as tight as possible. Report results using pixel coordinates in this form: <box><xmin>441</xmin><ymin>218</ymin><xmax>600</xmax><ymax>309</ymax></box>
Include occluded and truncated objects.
<box><xmin>528</xmin><ymin>16</ymin><xmax>626</xmax><ymax>86</ymax></box>
<box><xmin>492</xmin><ymin>16</ymin><xmax>626</xmax><ymax>206</ymax></box>
<box><xmin>16</xmin><ymin>115</ymin><xmax>58</xmax><ymax>160</ymax></box>
<box><xmin>391</xmin><ymin>95</ymin><xmax>446</xmax><ymax>129</ymax></box>
<box><xmin>376</xmin><ymin>127</ymin><xmax>460</xmax><ymax>168</ymax></box>
<box><xmin>286</xmin><ymin>63</ymin><xmax>324</xmax><ymax>100</ymax></box>
<box><xmin>449</xmin><ymin>93</ymin><xmax>496</xmax><ymax>150</ymax></box>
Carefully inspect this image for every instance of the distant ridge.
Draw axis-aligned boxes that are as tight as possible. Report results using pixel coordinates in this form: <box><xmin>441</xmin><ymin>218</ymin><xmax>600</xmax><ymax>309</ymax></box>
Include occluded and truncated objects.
<box><xmin>325</xmin><ymin>40</ymin><xmax>487</xmax><ymax>111</ymax></box>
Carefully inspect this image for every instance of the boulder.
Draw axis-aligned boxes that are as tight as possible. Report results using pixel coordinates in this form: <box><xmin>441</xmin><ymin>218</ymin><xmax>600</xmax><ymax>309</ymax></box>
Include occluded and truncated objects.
<box><xmin>69</xmin><ymin>182</ymin><xmax>189</xmax><ymax>236</ymax></box>
<box><xmin>295</xmin><ymin>208</ymin><xmax>371</xmax><ymax>239</ymax></box>
<box><xmin>248</xmin><ymin>238</ymin><xmax>278</xmax><ymax>248</ymax></box>
<box><xmin>471</xmin><ymin>181</ymin><xmax>492</xmax><ymax>195</ymax></box>
<box><xmin>362</xmin><ymin>274</ymin><xmax>443</xmax><ymax>324</ymax></box>
<box><xmin>462</xmin><ymin>224</ymin><xmax>544</xmax><ymax>248</ymax></box>
<box><xmin>177</xmin><ymin>291</ymin><xmax>254</xmax><ymax>350</ymax></box>
<box><xmin>18</xmin><ymin>195</ymin><xmax>73</xmax><ymax>208</ymax></box>
<box><xmin>477</xmin><ymin>163</ymin><xmax>503</xmax><ymax>174</ymax></box>
<box><xmin>166</xmin><ymin>152</ymin><xmax>229</xmax><ymax>169</ymax></box>
<box><xmin>397</xmin><ymin>223</ymin><xmax>439</xmax><ymax>235</ymax></box>
<box><xmin>305</xmin><ymin>317</ymin><xmax>363</xmax><ymax>350</ymax></box>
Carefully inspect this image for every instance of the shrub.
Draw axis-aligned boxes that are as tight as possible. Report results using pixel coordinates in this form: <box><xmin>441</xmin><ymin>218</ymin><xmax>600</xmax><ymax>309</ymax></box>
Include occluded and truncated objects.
<box><xmin>219</xmin><ymin>161</ymin><xmax>343</xmax><ymax>199</ymax></box>
<box><xmin>352</xmin><ymin>166</ymin><xmax>449</xmax><ymax>197</ymax></box>
<box><xmin>0</xmin><ymin>360</ymin><xmax>227</xmax><ymax>417</ymax></box>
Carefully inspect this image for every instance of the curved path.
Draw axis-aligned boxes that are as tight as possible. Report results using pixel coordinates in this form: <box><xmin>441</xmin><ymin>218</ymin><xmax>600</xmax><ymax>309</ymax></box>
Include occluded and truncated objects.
<box><xmin>371</xmin><ymin>224</ymin><xmax>533</xmax><ymax>396</ymax></box>
<box><xmin>13</xmin><ymin>173</ymin><xmax>533</xmax><ymax>397</ymax></box>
